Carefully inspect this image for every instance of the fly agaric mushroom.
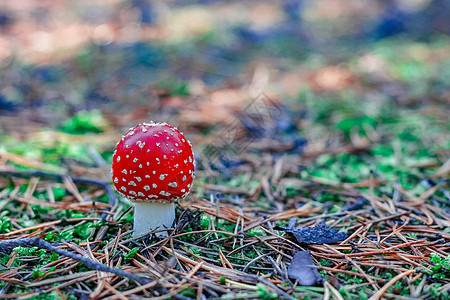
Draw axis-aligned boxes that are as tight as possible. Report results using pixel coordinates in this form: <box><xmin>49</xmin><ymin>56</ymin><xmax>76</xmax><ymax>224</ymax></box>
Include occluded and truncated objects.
<box><xmin>112</xmin><ymin>122</ymin><xmax>195</xmax><ymax>237</ymax></box>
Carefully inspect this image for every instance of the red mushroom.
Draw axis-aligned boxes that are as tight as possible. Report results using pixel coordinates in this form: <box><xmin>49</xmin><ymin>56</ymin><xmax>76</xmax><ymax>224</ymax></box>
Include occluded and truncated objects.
<box><xmin>111</xmin><ymin>122</ymin><xmax>195</xmax><ymax>237</ymax></box>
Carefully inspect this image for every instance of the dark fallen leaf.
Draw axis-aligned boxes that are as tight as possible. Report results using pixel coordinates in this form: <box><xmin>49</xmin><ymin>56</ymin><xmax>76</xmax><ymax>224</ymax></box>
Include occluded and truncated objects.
<box><xmin>288</xmin><ymin>251</ymin><xmax>323</xmax><ymax>286</ymax></box>
<box><xmin>275</xmin><ymin>221</ymin><xmax>347</xmax><ymax>244</ymax></box>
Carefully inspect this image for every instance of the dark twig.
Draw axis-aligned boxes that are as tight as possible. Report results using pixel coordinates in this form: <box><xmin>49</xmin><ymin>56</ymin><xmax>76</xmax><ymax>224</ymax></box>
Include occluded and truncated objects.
<box><xmin>242</xmin><ymin>252</ymin><xmax>273</xmax><ymax>272</ymax></box>
<box><xmin>0</xmin><ymin>238</ymin><xmax>148</xmax><ymax>285</ymax></box>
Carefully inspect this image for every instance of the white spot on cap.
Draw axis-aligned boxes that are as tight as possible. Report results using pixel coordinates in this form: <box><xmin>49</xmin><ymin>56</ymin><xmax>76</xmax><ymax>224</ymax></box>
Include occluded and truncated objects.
<box><xmin>189</xmin><ymin>156</ymin><xmax>192</xmax><ymax>162</ymax></box>
<box><xmin>122</xmin><ymin>169</ymin><xmax>127</xmax><ymax>175</ymax></box>
<box><xmin>122</xmin><ymin>178</ymin><xmax>126</xmax><ymax>182</ymax></box>
<box><xmin>121</xmin><ymin>186</ymin><xmax>127</xmax><ymax>192</ymax></box>
<box><xmin>159</xmin><ymin>174</ymin><xmax>166</xmax><ymax>180</ymax></box>
<box><xmin>114</xmin><ymin>177</ymin><xmax>118</xmax><ymax>183</ymax></box>
<box><xmin>182</xmin><ymin>175</ymin><xmax>187</xmax><ymax>181</ymax></box>
<box><xmin>163</xmin><ymin>155</ymin><xmax>167</xmax><ymax>159</ymax></box>
<box><xmin>168</xmin><ymin>182</ymin><xmax>177</xmax><ymax>188</ymax></box>
<box><xmin>184</xmin><ymin>160</ymin><xmax>187</xmax><ymax>164</ymax></box>
<box><xmin>152</xmin><ymin>171</ymin><xmax>156</xmax><ymax>174</ymax></box>
<box><xmin>182</xmin><ymin>138</ymin><xmax>185</xmax><ymax>142</ymax></box>
<box><xmin>135</xmin><ymin>177</ymin><xmax>142</xmax><ymax>182</ymax></box>
<box><xmin>145</xmin><ymin>175</ymin><xmax>150</xmax><ymax>178</ymax></box>
<box><xmin>128</xmin><ymin>181</ymin><xmax>136</xmax><ymax>186</ymax></box>
<box><xmin>147</xmin><ymin>162</ymin><xmax>149</xmax><ymax>166</ymax></box>
<box><xmin>174</xmin><ymin>164</ymin><xmax>179</xmax><ymax>168</ymax></box>
<box><xmin>143</xmin><ymin>185</ymin><xmax>150</xmax><ymax>191</ymax></box>
<box><xmin>175</xmin><ymin>143</ymin><xmax>179</xmax><ymax>146</ymax></box>
<box><xmin>129</xmin><ymin>191</ymin><xmax>136</xmax><ymax>196</ymax></box>
<box><xmin>178</xmin><ymin>150</ymin><xmax>183</xmax><ymax>153</ymax></box>
<box><xmin>181</xmin><ymin>189</ymin><xmax>185</xmax><ymax>192</ymax></box>
<box><xmin>187</xmin><ymin>184</ymin><xmax>191</xmax><ymax>188</ymax></box>
<box><xmin>129</xmin><ymin>131</ymin><xmax>135</xmax><ymax>136</ymax></box>
<box><xmin>159</xmin><ymin>191</ymin><xmax>171</xmax><ymax>196</ymax></box>
<box><xmin>152</xmin><ymin>183</ymin><xmax>157</xmax><ymax>188</ymax></box>
<box><xmin>138</xmin><ymin>192</ymin><xmax>145</xmax><ymax>197</ymax></box>
<box><xmin>133</xmin><ymin>158</ymin><xmax>138</xmax><ymax>163</ymax></box>
<box><xmin>117</xmin><ymin>156</ymin><xmax>121</xmax><ymax>162</ymax></box>
<box><xmin>142</xmin><ymin>128</ymin><xmax>147</xmax><ymax>133</ymax></box>
<box><xmin>139</xmin><ymin>164</ymin><xmax>143</xmax><ymax>168</ymax></box>
<box><xmin>156</xmin><ymin>143</ymin><xmax>160</xmax><ymax>147</ymax></box>
<box><xmin>156</xmin><ymin>158</ymin><xmax>160</xmax><ymax>164</ymax></box>
<box><xmin>148</xmin><ymin>195</ymin><xmax>158</xmax><ymax>198</ymax></box>
<box><xmin>126</xmin><ymin>155</ymin><xmax>129</xmax><ymax>158</ymax></box>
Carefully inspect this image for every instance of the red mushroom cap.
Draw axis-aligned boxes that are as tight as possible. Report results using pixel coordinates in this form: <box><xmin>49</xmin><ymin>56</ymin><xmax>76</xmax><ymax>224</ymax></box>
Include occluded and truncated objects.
<box><xmin>112</xmin><ymin>122</ymin><xmax>195</xmax><ymax>203</ymax></box>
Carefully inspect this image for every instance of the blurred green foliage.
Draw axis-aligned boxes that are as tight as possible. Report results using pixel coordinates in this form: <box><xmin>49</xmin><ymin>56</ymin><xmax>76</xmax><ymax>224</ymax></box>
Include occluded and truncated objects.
<box><xmin>61</xmin><ymin>110</ymin><xmax>109</xmax><ymax>134</ymax></box>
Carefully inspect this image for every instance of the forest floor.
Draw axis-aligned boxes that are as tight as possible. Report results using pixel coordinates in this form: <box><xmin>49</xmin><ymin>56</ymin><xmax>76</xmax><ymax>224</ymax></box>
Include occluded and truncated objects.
<box><xmin>0</xmin><ymin>1</ymin><xmax>449</xmax><ymax>299</ymax></box>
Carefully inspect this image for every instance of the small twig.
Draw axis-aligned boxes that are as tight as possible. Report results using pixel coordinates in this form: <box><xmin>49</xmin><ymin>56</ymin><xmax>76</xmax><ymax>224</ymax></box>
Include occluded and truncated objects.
<box><xmin>0</xmin><ymin>238</ymin><xmax>148</xmax><ymax>285</ymax></box>
<box><xmin>243</xmin><ymin>252</ymin><xmax>273</xmax><ymax>272</ymax></box>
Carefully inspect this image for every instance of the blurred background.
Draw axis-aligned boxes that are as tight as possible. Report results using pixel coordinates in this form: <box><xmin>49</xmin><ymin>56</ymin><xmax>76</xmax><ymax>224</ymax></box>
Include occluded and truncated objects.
<box><xmin>0</xmin><ymin>0</ymin><xmax>448</xmax><ymax>190</ymax></box>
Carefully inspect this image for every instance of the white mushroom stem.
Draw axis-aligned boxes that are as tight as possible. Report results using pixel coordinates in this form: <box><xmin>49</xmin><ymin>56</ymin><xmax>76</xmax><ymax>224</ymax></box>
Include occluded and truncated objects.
<box><xmin>133</xmin><ymin>202</ymin><xmax>175</xmax><ymax>237</ymax></box>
